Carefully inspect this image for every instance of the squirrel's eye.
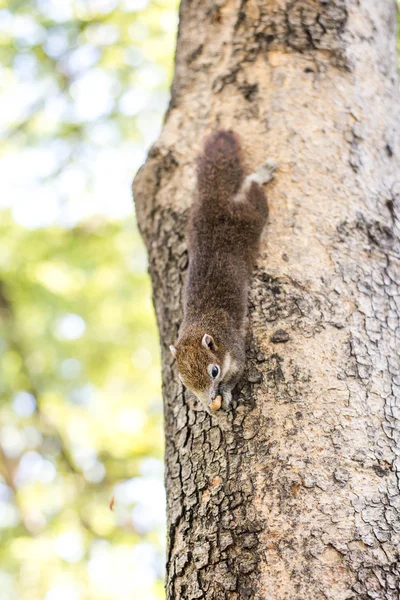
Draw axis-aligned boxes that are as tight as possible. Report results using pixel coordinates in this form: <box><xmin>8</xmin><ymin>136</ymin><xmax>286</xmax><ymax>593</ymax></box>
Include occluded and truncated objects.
<box><xmin>208</xmin><ymin>364</ymin><xmax>220</xmax><ymax>379</ymax></box>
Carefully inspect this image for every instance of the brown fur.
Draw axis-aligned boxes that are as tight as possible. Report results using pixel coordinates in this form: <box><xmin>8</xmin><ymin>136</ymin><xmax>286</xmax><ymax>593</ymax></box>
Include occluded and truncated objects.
<box><xmin>171</xmin><ymin>130</ymin><xmax>269</xmax><ymax>411</ymax></box>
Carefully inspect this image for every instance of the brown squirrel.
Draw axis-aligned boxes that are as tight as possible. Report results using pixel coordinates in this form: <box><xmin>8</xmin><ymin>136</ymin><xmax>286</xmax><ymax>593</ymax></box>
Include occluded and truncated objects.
<box><xmin>169</xmin><ymin>131</ymin><xmax>275</xmax><ymax>413</ymax></box>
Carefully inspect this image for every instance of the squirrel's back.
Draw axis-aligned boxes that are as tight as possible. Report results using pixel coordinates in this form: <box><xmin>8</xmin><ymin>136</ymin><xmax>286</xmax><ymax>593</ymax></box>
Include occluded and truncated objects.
<box><xmin>186</xmin><ymin>128</ymin><xmax>269</xmax><ymax>320</ymax></box>
<box><xmin>196</xmin><ymin>130</ymin><xmax>244</xmax><ymax>203</ymax></box>
<box><xmin>171</xmin><ymin>129</ymin><xmax>274</xmax><ymax>413</ymax></box>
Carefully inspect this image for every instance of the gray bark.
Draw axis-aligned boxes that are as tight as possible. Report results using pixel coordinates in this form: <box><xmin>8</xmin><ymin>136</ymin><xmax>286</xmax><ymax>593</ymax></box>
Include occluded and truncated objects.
<box><xmin>133</xmin><ymin>1</ymin><xmax>400</xmax><ymax>598</ymax></box>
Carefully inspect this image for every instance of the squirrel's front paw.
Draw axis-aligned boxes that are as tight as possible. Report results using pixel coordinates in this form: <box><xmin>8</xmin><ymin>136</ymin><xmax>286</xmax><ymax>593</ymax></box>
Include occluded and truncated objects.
<box><xmin>221</xmin><ymin>390</ymin><xmax>232</xmax><ymax>411</ymax></box>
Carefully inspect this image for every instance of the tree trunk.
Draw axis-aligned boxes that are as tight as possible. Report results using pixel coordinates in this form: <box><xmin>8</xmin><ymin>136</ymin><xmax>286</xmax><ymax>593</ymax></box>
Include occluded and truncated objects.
<box><xmin>132</xmin><ymin>1</ymin><xmax>400</xmax><ymax>598</ymax></box>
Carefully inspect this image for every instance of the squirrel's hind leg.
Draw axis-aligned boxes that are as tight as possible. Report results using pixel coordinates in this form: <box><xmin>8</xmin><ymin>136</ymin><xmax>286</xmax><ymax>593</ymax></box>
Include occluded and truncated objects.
<box><xmin>245</xmin><ymin>158</ymin><xmax>277</xmax><ymax>187</ymax></box>
<box><xmin>233</xmin><ymin>158</ymin><xmax>276</xmax><ymax>210</ymax></box>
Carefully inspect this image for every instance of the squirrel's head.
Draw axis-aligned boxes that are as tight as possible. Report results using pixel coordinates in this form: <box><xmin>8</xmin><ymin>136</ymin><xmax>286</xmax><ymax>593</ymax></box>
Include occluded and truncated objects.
<box><xmin>169</xmin><ymin>333</ymin><xmax>229</xmax><ymax>409</ymax></box>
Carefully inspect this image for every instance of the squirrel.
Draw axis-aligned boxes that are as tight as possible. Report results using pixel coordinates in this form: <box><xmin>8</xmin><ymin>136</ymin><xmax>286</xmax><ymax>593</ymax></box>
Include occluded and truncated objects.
<box><xmin>169</xmin><ymin>130</ymin><xmax>275</xmax><ymax>413</ymax></box>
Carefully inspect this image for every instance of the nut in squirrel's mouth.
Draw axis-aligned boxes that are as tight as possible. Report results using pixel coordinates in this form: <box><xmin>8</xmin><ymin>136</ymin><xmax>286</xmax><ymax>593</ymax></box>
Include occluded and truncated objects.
<box><xmin>209</xmin><ymin>395</ymin><xmax>222</xmax><ymax>412</ymax></box>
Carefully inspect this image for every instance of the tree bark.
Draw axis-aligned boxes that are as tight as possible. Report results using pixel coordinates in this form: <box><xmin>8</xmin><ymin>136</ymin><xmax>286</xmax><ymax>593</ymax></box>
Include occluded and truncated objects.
<box><xmin>133</xmin><ymin>1</ymin><xmax>400</xmax><ymax>598</ymax></box>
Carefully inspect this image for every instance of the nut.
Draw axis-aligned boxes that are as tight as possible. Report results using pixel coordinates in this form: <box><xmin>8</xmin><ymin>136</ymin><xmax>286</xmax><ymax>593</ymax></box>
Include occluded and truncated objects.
<box><xmin>209</xmin><ymin>395</ymin><xmax>222</xmax><ymax>412</ymax></box>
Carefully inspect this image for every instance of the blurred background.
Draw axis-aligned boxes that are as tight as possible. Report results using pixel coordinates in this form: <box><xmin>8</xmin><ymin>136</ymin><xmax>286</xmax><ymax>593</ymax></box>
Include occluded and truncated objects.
<box><xmin>0</xmin><ymin>0</ymin><xmax>178</xmax><ymax>599</ymax></box>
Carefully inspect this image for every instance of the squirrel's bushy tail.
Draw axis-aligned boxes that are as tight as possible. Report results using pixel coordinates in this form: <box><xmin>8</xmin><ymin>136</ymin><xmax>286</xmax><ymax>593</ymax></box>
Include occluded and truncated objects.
<box><xmin>197</xmin><ymin>130</ymin><xmax>243</xmax><ymax>202</ymax></box>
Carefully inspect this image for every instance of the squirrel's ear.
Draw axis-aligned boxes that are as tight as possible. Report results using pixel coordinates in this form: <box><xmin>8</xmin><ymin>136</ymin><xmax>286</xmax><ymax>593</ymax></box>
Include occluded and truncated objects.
<box><xmin>202</xmin><ymin>333</ymin><xmax>216</xmax><ymax>351</ymax></box>
<box><xmin>169</xmin><ymin>345</ymin><xmax>177</xmax><ymax>358</ymax></box>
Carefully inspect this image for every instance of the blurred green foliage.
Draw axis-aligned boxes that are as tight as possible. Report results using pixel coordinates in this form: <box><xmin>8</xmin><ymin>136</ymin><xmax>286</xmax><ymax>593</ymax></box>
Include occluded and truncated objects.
<box><xmin>0</xmin><ymin>0</ymin><xmax>178</xmax><ymax>599</ymax></box>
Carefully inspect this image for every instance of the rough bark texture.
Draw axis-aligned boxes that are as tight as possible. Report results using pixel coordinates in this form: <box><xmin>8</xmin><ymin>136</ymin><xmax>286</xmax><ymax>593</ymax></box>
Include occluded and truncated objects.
<box><xmin>132</xmin><ymin>1</ymin><xmax>400</xmax><ymax>598</ymax></box>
